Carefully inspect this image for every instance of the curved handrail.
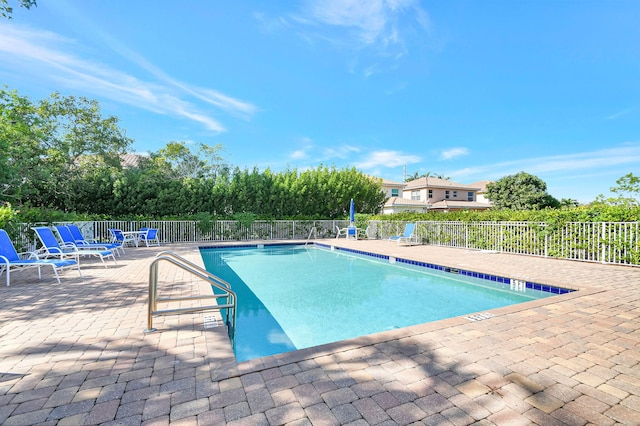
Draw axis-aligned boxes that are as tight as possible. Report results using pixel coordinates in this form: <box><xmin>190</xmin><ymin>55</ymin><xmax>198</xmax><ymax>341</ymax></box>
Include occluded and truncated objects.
<box><xmin>146</xmin><ymin>252</ymin><xmax>236</xmax><ymax>339</ymax></box>
<box><xmin>305</xmin><ymin>227</ymin><xmax>318</xmax><ymax>246</ymax></box>
<box><xmin>155</xmin><ymin>251</ymin><xmax>233</xmax><ymax>289</ymax></box>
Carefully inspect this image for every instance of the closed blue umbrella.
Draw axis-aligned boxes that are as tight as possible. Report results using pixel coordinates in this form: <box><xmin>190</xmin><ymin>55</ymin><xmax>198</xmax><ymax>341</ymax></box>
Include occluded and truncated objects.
<box><xmin>349</xmin><ymin>198</ymin><xmax>355</xmax><ymax>225</ymax></box>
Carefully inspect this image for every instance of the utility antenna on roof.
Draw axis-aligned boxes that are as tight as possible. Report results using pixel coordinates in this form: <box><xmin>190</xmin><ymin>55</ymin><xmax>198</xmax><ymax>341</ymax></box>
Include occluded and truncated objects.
<box><xmin>403</xmin><ymin>165</ymin><xmax>406</xmax><ymax>182</ymax></box>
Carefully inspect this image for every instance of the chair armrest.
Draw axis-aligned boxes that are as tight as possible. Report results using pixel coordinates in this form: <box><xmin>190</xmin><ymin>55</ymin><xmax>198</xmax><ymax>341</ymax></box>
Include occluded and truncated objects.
<box><xmin>17</xmin><ymin>250</ymin><xmax>40</xmax><ymax>260</ymax></box>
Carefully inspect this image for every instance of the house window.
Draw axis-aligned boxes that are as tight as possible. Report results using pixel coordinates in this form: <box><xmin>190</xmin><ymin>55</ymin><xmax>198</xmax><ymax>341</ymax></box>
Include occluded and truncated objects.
<box><xmin>453</xmin><ymin>191</ymin><xmax>458</xmax><ymax>198</ymax></box>
<box><xmin>391</xmin><ymin>188</ymin><xmax>399</xmax><ymax>197</ymax></box>
<box><xmin>411</xmin><ymin>190</ymin><xmax>420</xmax><ymax>200</ymax></box>
<box><xmin>445</xmin><ymin>190</ymin><xmax>450</xmax><ymax>199</ymax></box>
<box><xmin>428</xmin><ymin>189</ymin><xmax>433</xmax><ymax>199</ymax></box>
<box><xmin>468</xmin><ymin>191</ymin><xmax>474</xmax><ymax>201</ymax></box>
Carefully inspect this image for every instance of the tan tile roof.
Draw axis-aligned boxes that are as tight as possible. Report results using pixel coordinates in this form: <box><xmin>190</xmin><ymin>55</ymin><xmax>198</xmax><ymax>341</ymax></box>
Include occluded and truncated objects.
<box><xmin>429</xmin><ymin>200</ymin><xmax>493</xmax><ymax>210</ymax></box>
<box><xmin>384</xmin><ymin>197</ymin><xmax>428</xmax><ymax>207</ymax></box>
<box><xmin>404</xmin><ymin>177</ymin><xmax>479</xmax><ymax>190</ymax></box>
<box><xmin>380</xmin><ymin>178</ymin><xmax>406</xmax><ymax>186</ymax></box>
<box><xmin>120</xmin><ymin>153</ymin><xmax>147</xmax><ymax>168</ymax></box>
<box><xmin>467</xmin><ymin>180</ymin><xmax>492</xmax><ymax>192</ymax></box>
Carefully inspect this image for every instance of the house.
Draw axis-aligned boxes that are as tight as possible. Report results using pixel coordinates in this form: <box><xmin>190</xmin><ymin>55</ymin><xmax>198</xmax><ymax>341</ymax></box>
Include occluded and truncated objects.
<box><xmin>382</xmin><ymin>197</ymin><xmax>429</xmax><ymax>214</ymax></box>
<box><xmin>467</xmin><ymin>180</ymin><xmax>493</xmax><ymax>204</ymax></box>
<box><xmin>379</xmin><ymin>178</ymin><xmax>406</xmax><ymax>199</ymax></box>
<box><xmin>382</xmin><ymin>176</ymin><xmax>492</xmax><ymax>214</ymax></box>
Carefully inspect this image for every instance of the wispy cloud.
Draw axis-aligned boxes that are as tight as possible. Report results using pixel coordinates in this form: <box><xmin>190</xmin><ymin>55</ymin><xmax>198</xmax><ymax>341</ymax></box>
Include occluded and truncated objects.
<box><xmin>0</xmin><ymin>24</ymin><xmax>256</xmax><ymax>131</ymax></box>
<box><xmin>290</xmin><ymin>137</ymin><xmax>315</xmax><ymax>160</ymax></box>
<box><xmin>354</xmin><ymin>150</ymin><xmax>421</xmax><ymax>169</ymax></box>
<box><xmin>440</xmin><ymin>147</ymin><xmax>469</xmax><ymax>160</ymax></box>
<box><xmin>282</xmin><ymin>0</ymin><xmax>431</xmax><ymax>76</ymax></box>
<box><xmin>322</xmin><ymin>144</ymin><xmax>361</xmax><ymax>159</ymax></box>
<box><xmin>448</xmin><ymin>143</ymin><xmax>640</xmax><ymax>181</ymax></box>
<box><xmin>605</xmin><ymin>108</ymin><xmax>633</xmax><ymax>120</ymax></box>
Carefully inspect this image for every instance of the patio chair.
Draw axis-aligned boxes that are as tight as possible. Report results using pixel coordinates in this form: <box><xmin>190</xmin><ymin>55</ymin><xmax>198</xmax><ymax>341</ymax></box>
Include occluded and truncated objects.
<box><xmin>0</xmin><ymin>229</ymin><xmax>81</xmax><ymax>286</ymax></box>
<box><xmin>56</xmin><ymin>225</ymin><xmax>124</xmax><ymax>256</ymax></box>
<box><xmin>138</xmin><ymin>228</ymin><xmax>160</xmax><ymax>247</ymax></box>
<box><xmin>33</xmin><ymin>226</ymin><xmax>117</xmax><ymax>268</ymax></box>
<box><xmin>335</xmin><ymin>225</ymin><xmax>348</xmax><ymax>239</ymax></box>
<box><xmin>358</xmin><ymin>225</ymin><xmax>371</xmax><ymax>240</ymax></box>
<box><xmin>389</xmin><ymin>223</ymin><xmax>416</xmax><ymax>246</ymax></box>
<box><xmin>108</xmin><ymin>228</ymin><xmax>139</xmax><ymax>248</ymax></box>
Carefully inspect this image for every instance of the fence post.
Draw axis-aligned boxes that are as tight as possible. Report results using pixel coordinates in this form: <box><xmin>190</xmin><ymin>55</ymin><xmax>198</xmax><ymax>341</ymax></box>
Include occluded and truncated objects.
<box><xmin>601</xmin><ymin>222</ymin><xmax>606</xmax><ymax>264</ymax></box>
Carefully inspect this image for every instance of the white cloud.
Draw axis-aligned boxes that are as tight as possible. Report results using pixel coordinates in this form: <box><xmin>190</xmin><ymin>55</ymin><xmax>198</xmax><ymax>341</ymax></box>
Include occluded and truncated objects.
<box><xmin>354</xmin><ymin>150</ymin><xmax>421</xmax><ymax>169</ymax></box>
<box><xmin>322</xmin><ymin>144</ymin><xmax>361</xmax><ymax>159</ymax></box>
<box><xmin>286</xmin><ymin>0</ymin><xmax>430</xmax><ymax>75</ymax></box>
<box><xmin>306</xmin><ymin>0</ymin><xmax>388</xmax><ymax>45</ymax></box>
<box><xmin>291</xmin><ymin>150</ymin><xmax>308</xmax><ymax>160</ymax></box>
<box><xmin>0</xmin><ymin>24</ymin><xmax>256</xmax><ymax>131</ymax></box>
<box><xmin>289</xmin><ymin>137</ymin><xmax>315</xmax><ymax>160</ymax></box>
<box><xmin>448</xmin><ymin>143</ymin><xmax>640</xmax><ymax>181</ymax></box>
<box><xmin>440</xmin><ymin>147</ymin><xmax>469</xmax><ymax>160</ymax></box>
<box><xmin>605</xmin><ymin>108</ymin><xmax>633</xmax><ymax>120</ymax></box>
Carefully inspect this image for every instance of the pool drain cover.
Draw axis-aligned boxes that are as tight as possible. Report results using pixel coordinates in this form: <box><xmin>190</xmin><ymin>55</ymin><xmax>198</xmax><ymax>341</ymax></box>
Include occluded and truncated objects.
<box><xmin>465</xmin><ymin>312</ymin><xmax>495</xmax><ymax>321</ymax></box>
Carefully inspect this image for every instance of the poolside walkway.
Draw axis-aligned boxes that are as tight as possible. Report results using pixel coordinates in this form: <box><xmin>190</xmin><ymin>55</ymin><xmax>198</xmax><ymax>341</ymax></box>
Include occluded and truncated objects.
<box><xmin>1</xmin><ymin>240</ymin><xmax>639</xmax><ymax>425</ymax></box>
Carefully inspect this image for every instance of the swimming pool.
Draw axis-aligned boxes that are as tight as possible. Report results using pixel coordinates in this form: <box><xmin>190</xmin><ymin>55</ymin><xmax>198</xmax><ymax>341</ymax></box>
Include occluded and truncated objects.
<box><xmin>200</xmin><ymin>244</ymin><xmax>570</xmax><ymax>362</ymax></box>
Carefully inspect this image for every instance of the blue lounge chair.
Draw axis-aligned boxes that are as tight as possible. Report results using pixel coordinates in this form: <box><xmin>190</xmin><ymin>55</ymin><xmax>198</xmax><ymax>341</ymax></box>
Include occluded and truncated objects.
<box><xmin>55</xmin><ymin>225</ymin><xmax>124</xmax><ymax>256</ymax></box>
<box><xmin>138</xmin><ymin>228</ymin><xmax>160</xmax><ymax>247</ymax></box>
<box><xmin>33</xmin><ymin>226</ymin><xmax>117</xmax><ymax>268</ymax></box>
<box><xmin>389</xmin><ymin>223</ymin><xmax>416</xmax><ymax>246</ymax></box>
<box><xmin>109</xmin><ymin>228</ymin><xmax>139</xmax><ymax>248</ymax></box>
<box><xmin>0</xmin><ymin>229</ymin><xmax>81</xmax><ymax>286</ymax></box>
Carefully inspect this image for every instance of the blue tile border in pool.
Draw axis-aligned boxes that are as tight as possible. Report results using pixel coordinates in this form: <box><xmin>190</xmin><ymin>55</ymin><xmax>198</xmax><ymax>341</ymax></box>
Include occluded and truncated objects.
<box><xmin>200</xmin><ymin>242</ymin><xmax>301</xmax><ymax>250</ymax></box>
<box><xmin>199</xmin><ymin>242</ymin><xmax>575</xmax><ymax>295</ymax></box>
<box><xmin>325</xmin><ymin>243</ymin><xmax>575</xmax><ymax>296</ymax></box>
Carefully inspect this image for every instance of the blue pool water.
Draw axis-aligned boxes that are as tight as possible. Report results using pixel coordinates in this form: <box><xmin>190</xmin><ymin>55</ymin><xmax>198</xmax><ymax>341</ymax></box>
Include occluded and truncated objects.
<box><xmin>200</xmin><ymin>244</ymin><xmax>560</xmax><ymax>362</ymax></box>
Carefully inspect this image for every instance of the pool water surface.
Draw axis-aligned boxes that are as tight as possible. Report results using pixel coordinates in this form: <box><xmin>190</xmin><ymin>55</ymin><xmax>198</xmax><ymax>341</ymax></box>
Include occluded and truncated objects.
<box><xmin>200</xmin><ymin>244</ymin><xmax>561</xmax><ymax>362</ymax></box>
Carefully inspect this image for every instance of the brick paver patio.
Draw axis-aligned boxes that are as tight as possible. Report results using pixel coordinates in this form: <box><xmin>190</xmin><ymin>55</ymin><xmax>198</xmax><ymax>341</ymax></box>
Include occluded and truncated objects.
<box><xmin>1</xmin><ymin>239</ymin><xmax>639</xmax><ymax>425</ymax></box>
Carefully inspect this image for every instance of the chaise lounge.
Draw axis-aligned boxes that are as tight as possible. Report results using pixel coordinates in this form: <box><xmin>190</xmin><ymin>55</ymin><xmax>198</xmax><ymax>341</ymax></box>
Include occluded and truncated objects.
<box><xmin>0</xmin><ymin>229</ymin><xmax>82</xmax><ymax>286</ymax></box>
<box><xmin>389</xmin><ymin>223</ymin><xmax>417</xmax><ymax>246</ymax></box>
<box><xmin>33</xmin><ymin>226</ymin><xmax>117</xmax><ymax>268</ymax></box>
<box><xmin>55</xmin><ymin>225</ymin><xmax>124</xmax><ymax>256</ymax></box>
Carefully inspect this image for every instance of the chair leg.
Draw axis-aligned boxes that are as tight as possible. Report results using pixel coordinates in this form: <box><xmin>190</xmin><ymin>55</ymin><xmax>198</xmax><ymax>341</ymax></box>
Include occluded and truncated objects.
<box><xmin>49</xmin><ymin>264</ymin><xmax>62</xmax><ymax>284</ymax></box>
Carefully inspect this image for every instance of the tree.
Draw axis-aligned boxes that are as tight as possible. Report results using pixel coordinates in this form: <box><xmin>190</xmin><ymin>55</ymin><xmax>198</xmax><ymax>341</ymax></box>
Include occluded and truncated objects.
<box><xmin>1</xmin><ymin>0</ymin><xmax>36</xmax><ymax>19</ymax></box>
<box><xmin>0</xmin><ymin>88</ymin><xmax>132</xmax><ymax>210</ymax></box>
<box><xmin>152</xmin><ymin>141</ymin><xmax>226</xmax><ymax>180</ymax></box>
<box><xmin>405</xmin><ymin>171</ymin><xmax>450</xmax><ymax>182</ymax></box>
<box><xmin>593</xmin><ymin>173</ymin><xmax>640</xmax><ymax>207</ymax></box>
<box><xmin>559</xmin><ymin>198</ymin><xmax>579</xmax><ymax>208</ymax></box>
<box><xmin>485</xmin><ymin>171</ymin><xmax>560</xmax><ymax>210</ymax></box>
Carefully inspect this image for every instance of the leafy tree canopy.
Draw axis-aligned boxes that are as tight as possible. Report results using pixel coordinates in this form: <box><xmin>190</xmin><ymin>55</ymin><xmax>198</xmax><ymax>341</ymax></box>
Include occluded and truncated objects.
<box><xmin>593</xmin><ymin>173</ymin><xmax>640</xmax><ymax>207</ymax></box>
<box><xmin>0</xmin><ymin>88</ymin><xmax>132</xmax><ymax>209</ymax></box>
<box><xmin>151</xmin><ymin>141</ymin><xmax>226</xmax><ymax>180</ymax></box>
<box><xmin>1</xmin><ymin>0</ymin><xmax>36</xmax><ymax>19</ymax></box>
<box><xmin>485</xmin><ymin>171</ymin><xmax>560</xmax><ymax>210</ymax></box>
<box><xmin>404</xmin><ymin>171</ymin><xmax>450</xmax><ymax>182</ymax></box>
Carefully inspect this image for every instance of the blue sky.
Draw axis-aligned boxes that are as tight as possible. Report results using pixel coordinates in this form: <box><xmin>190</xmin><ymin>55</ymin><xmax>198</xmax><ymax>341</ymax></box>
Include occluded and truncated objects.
<box><xmin>1</xmin><ymin>1</ymin><xmax>639</xmax><ymax>203</ymax></box>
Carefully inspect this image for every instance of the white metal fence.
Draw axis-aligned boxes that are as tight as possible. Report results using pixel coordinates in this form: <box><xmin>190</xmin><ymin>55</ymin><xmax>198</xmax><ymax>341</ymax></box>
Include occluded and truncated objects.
<box><xmin>364</xmin><ymin>220</ymin><xmax>639</xmax><ymax>266</ymax></box>
<box><xmin>13</xmin><ymin>219</ymin><xmax>640</xmax><ymax>267</ymax></box>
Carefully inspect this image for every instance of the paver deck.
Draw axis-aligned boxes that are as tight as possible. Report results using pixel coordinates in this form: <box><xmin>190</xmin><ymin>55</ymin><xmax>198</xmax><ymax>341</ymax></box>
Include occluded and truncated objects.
<box><xmin>1</xmin><ymin>239</ymin><xmax>639</xmax><ymax>425</ymax></box>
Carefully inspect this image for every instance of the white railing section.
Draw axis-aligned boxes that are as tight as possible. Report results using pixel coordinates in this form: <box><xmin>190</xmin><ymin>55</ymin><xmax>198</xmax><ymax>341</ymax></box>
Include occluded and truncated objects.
<box><xmin>11</xmin><ymin>219</ymin><xmax>640</xmax><ymax>267</ymax></box>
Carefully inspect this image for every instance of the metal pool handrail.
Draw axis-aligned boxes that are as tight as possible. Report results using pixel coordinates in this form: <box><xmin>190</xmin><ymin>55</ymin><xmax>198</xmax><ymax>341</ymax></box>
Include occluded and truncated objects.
<box><xmin>305</xmin><ymin>227</ymin><xmax>318</xmax><ymax>245</ymax></box>
<box><xmin>145</xmin><ymin>251</ymin><xmax>236</xmax><ymax>338</ymax></box>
